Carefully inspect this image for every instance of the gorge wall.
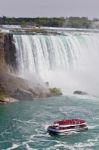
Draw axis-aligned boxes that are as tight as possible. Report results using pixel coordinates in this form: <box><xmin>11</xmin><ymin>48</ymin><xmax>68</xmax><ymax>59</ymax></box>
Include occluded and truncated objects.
<box><xmin>4</xmin><ymin>34</ymin><xmax>17</xmax><ymax>70</ymax></box>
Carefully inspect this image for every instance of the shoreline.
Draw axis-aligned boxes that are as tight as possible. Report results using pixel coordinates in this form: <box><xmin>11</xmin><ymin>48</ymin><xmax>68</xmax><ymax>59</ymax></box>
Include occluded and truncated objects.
<box><xmin>0</xmin><ymin>97</ymin><xmax>19</xmax><ymax>104</ymax></box>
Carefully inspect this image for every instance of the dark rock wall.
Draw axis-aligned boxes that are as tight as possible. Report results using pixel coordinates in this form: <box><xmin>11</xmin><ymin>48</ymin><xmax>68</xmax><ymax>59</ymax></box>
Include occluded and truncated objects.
<box><xmin>0</xmin><ymin>33</ymin><xmax>5</xmax><ymax>64</ymax></box>
<box><xmin>4</xmin><ymin>34</ymin><xmax>17</xmax><ymax>71</ymax></box>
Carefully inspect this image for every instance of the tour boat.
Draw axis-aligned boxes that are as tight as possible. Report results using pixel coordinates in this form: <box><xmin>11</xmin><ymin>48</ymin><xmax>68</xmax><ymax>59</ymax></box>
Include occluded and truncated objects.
<box><xmin>47</xmin><ymin>119</ymin><xmax>88</xmax><ymax>135</ymax></box>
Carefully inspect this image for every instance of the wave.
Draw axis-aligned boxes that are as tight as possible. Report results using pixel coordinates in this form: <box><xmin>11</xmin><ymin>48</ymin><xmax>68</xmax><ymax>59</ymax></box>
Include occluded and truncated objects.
<box><xmin>6</xmin><ymin>144</ymin><xmax>20</xmax><ymax>150</ymax></box>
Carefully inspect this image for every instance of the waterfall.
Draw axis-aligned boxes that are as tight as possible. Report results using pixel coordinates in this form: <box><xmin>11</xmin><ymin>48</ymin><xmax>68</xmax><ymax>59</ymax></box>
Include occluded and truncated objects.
<box><xmin>13</xmin><ymin>31</ymin><xmax>99</xmax><ymax>95</ymax></box>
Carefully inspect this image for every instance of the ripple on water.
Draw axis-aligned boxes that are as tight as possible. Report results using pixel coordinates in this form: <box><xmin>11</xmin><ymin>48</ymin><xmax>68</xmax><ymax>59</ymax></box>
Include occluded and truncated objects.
<box><xmin>0</xmin><ymin>96</ymin><xmax>99</xmax><ymax>149</ymax></box>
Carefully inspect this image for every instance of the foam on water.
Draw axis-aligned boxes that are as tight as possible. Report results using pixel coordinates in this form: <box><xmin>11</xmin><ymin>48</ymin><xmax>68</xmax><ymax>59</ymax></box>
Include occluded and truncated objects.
<box><xmin>6</xmin><ymin>144</ymin><xmax>20</xmax><ymax>150</ymax></box>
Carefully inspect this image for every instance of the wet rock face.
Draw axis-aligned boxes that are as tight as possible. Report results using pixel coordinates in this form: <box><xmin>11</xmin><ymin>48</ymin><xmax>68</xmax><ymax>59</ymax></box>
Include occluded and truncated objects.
<box><xmin>0</xmin><ymin>71</ymin><xmax>52</xmax><ymax>101</ymax></box>
<box><xmin>73</xmin><ymin>90</ymin><xmax>88</xmax><ymax>95</ymax></box>
<box><xmin>4</xmin><ymin>34</ymin><xmax>17</xmax><ymax>70</ymax></box>
<box><xmin>0</xmin><ymin>33</ymin><xmax>5</xmax><ymax>63</ymax></box>
<box><xmin>13</xmin><ymin>88</ymin><xmax>34</xmax><ymax>101</ymax></box>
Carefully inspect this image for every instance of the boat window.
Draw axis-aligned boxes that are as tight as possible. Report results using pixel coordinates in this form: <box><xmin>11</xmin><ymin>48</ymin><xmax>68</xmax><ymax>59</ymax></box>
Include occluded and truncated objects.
<box><xmin>60</xmin><ymin>126</ymin><xmax>75</xmax><ymax>129</ymax></box>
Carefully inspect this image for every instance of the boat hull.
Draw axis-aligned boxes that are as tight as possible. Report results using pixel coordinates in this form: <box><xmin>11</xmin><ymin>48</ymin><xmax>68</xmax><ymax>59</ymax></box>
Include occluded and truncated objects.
<box><xmin>47</xmin><ymin>126</ymin><xmax>88</xmax><ymax>135</ymax></box>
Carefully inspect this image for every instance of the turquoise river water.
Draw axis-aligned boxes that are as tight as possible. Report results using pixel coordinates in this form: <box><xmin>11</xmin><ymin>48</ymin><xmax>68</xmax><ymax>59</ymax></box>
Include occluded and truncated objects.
<box><xmin>0</xmin><ymin>95</ymin><xmax>99</xmax><ymax>150</ymax></box>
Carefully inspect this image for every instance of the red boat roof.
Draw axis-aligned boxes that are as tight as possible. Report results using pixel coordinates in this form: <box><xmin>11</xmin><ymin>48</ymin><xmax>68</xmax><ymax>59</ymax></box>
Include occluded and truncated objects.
<box><xmin>54</xmin><ymin>119</ymin><xmax>86</xmax><ymax>125</ymax></box>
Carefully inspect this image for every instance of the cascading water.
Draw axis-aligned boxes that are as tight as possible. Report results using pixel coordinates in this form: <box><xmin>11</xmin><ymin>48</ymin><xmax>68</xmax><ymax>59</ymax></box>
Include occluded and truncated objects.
<box><xmin>13</xmin><ymin>31</ymin><xmax>99</xmax><ymax>95</ymax></box>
